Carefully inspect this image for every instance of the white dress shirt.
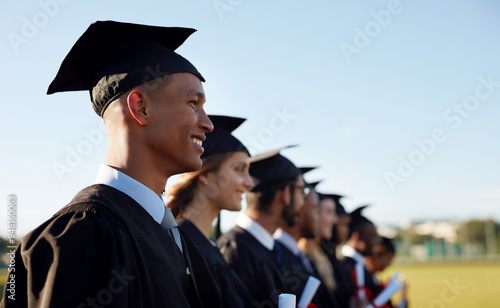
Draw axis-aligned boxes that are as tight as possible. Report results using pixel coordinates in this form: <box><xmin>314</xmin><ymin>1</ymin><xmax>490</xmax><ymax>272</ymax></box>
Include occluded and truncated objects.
<box><xmin>236</xmin><ymin>213</ymin><xmax>275</xmax><ymax>251</ymax></box>
<box><xmin>273</xmin><ymin>228</ymin><xmax>300</xmax><ymax>256</ymax></box>
<box><xmin>95</xmin><ymin>164</ymin><xmax>166</xmax><ymax>224</ymax></box>
<box><xmin>342</xmin><ymin>244</ymin><xmax>367</xmax><ymax>299</ymax></box>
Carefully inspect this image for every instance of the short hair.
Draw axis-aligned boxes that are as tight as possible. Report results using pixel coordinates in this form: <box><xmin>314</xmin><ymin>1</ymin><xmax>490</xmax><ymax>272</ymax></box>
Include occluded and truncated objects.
<box><xmin>139</xmin><ymin>73</ymin><xmax>174</xmax><ymax>94</ymax></box>
<box><xmin>246</xmin><ymin>177</ymin><xmax>298</xmax><ymax>213</ymax></box>
<box><xmin>103</xmin><ymin>74</ymin><xmax>174</xmax><ymax>120</ymax></box>
<box><xmin>379</xmin><ymin>236</ymin><xmax>395</xmax><ymax>254</ymax></box>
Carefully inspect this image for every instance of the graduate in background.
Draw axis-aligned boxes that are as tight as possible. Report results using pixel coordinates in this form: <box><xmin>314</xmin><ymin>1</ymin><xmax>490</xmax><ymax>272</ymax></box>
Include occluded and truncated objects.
<box><xmin>167</xmin><ymin>115</ymin><xmax>254</xmax><ymax>308</ymax></box>
<box><xmin>339</xmin><ymin>206</ymin><xmax>381</xmax><ymax>308</ymax></box>
<box><xmin>319</xmin><ymin>194</ymin><xmax>351</xmax><ymax>257</ymax></box>
<box><xmin>217</xmin><ymin>148</ymin><xmax>308</xmax><ymax>308</ymax></box>
<box><xmin>365</xmin><ymin>237</ymin><xmax>408</xmax><ymax>308</ymax></box>
<box><xmin>274</xmin><ymin>170</ymin><xmax>339</xmax><ymax>307</ymax></box>
<box><xmin>317</xmin><ymin>194</ymin><xmax>354</xmax><ymax>308</ymax></box>
<box><xmin>1</xmin><ymin>21</ymin><xmax>221</xmax><ymax>307</ymax></box>
<box><xmin>298</xmin><ymin>189</ymin><xmax>340</xmax><ymax>307</ymax></box>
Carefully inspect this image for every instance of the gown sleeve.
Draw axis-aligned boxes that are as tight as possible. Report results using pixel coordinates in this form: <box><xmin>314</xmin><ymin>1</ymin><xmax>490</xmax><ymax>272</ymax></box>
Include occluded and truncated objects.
<box><xmin>2</xmin><ymin>209</ymin><xmax>138</xmax><ymax>308</ymax></box>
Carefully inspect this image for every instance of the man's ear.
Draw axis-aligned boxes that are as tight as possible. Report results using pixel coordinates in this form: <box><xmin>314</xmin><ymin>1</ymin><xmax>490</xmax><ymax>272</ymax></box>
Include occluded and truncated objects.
<box><xmin>127</xmin><ymin>90</ymin><xmax>148</xmax><ymax>126</ymax></box>
<box><xmin>281</xmin><ymin>185</ymin><xmax>291</xmax><ymax>207</ymax></box>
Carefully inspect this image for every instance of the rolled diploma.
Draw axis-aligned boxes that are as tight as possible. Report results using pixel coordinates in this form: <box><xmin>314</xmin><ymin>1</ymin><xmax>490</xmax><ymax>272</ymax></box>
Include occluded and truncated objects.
<box><xmin>297</xmin><ymin>276</ymin><xmax>321</xmax><ymax>308</ymax></box>
<box><xmin>279</xmin><ymin>293</ymin><xmax>296</xmax><ymax>308</ymax></box>
<box><xmin>366</xmin><ymin>273</ymin><xmax>405</xmax><ymax>308</ymax></box>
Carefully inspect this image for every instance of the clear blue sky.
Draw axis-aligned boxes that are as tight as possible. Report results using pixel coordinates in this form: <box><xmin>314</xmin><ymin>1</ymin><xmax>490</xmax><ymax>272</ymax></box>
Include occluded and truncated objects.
<box><xmin>1</xmin><ymin>0</ymin><xmax>499</xmax><ymax>237</ymax></box>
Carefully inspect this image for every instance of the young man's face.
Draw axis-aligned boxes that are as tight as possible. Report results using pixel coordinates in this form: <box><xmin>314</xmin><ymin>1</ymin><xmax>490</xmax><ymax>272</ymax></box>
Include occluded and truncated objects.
<box><xmin>358</xmin><ymin>222</ymin><xmax>379</xmax><ymax>256</ymax></box>
<box><xmin>145</xmin><ymin>73</ymin><xmax>213</xmax><ymax>175</ymax></box>
<box><xmin>281</xmin><ymin>175</ymin><xmax>307</xmax><ymax>226</ymax></box>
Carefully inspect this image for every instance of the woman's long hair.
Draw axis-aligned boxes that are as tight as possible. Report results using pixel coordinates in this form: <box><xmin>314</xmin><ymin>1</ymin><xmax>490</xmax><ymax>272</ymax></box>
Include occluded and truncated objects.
<box><xmin>167</xmin><ymin>152</ymin><xmax>233</xmax><ymax>218</ymax></box>
<box><xmin>303</xmin><ymin>239</ymin><xmax>336</xmax><ymax>291</ymax></box>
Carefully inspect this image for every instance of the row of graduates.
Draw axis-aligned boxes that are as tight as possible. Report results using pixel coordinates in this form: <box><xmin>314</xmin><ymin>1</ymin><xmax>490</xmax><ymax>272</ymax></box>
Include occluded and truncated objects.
<box><xmin>165</xmin><ymin>115</ymin><xmax>408</xmax><ymax>308</ymax></box>
<box><xmin>0</xmin><ymin>20</ymin><xmax>407</xmax><ymax>307</ymax></box>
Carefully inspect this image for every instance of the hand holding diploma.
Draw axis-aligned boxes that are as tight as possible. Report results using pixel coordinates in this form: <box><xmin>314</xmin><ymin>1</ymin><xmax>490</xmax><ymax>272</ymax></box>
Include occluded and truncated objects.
<box><xmin>366</xmin><ymin>272</ymin><xmax>406</xmax><ymax>308</ymax></box>
<box><xmin>297</xmin><ymin>276</ymin><xmax>321</xmax><ymax>308</ymax></box>
<box><xmin>279</xmin><ymin>294</ymin><xmax>296</xmax><ymax>308</ymax></box>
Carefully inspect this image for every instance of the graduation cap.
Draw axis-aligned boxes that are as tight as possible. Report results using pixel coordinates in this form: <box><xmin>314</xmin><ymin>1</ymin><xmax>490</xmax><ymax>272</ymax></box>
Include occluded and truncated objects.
<box><xmin>249</xmin><ymin>146</ymin><xmax>300</xmax><ymax>192</ymax></box>
<box><xmin>308</xmin><ymin>181</ymin><xmax>321</xmax><ymax>190</ymax></box>
<box><xmin>348</xmin><ymin>205</ymin><xmax>373</xmax><ymax>232</ymax></box>
<box><xmin>201</xmin><ymin>115</ymin><xmax>249</xmax><ymax>159</ymax></box>
<box><xmin>318</xmin><ymin>193</ymin><xmax>347</xmax><ymax>216</ymax></box>
<box><xmin>47</xmin><ymin>20</ymin><xmax>204</xmax><ymax>117</ymax></box>
<box><xmin>299</xmin><ymin>167</ymin><xmax>318</xmax><ymax>175</ymax></box>
<box><xmin>298</xmin><ymin>166</ymin><xmax>321</xmax><ymax>189</ymax></box>
<box><xmin>380</xmin><ymin>236</ymin><xmax>395</xmax><ymax>253</ymax></box>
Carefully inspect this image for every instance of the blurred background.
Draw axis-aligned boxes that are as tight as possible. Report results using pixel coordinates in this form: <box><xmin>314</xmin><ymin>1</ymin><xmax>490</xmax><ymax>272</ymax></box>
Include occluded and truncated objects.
<box><xmin>1</xmin><ymin>0</ymin><xmax>499</xmax><ymax>306</ymax></box>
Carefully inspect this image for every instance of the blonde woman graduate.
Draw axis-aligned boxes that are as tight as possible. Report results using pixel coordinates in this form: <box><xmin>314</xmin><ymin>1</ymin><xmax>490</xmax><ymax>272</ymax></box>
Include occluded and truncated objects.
<box><xmin>167</xmin><ymin>115</ymin><xmax>254</xmax><ymax>308</ymax></box>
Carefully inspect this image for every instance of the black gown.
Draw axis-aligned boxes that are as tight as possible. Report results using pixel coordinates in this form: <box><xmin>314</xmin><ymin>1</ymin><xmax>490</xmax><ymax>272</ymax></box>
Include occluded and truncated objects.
<box><xmin>217</xmin><ymin>226</ymin><xmax>286</xmax><ymax>308</ymax></box>
<box><xmin>0</xmin><ymin>184</ymin><xmax>221</xmax><ymax>308</ymax></box>
<box><xmin>277</xmin><ymin>241</ymin><xmax>337</xmax><ymax>308</ymax></box>
<box><xmin>320</xmin><ymin>240</ymin><xmax>355</xmax><ymax>308</ymax></box>
<box><xmin>178</xmin><ymin>218</ymin><xmax>253</xmax><ymax>308</ymax></box>
<box><xmin>339</xmin><ymin>256</ymin><xmax>382</xmax><ymax>307</ymax></box>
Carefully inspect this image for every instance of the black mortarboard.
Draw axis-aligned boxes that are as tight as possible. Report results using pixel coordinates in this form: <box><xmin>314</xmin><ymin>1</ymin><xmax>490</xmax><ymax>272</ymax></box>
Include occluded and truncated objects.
<box><xmin>299</xmin><ymin>166</ymin><xmax>321</xmax><ymax>189</ymax></box>
<box><xmin>47</xmin><ymin>20</ymin><xmax>204</xmax><ymax>117</ymax></box>
<box><xmin>249</xmin><ymin>146</ymin><xmax>300</xmax><ymax>192</ymax></box>
<box><xmin>299</xmin><ymin>167</ymin><xmax>317</xmax><ymax>175</ymax></box>
<box><xmin>380</xmin><ymin>236</ymin><xmax>395</xmax><ymax>253</ymax></box>
<box><xmin>308</xmin><ymin>181</ymin><xmax>321</xmax><ymax>189</ymax></box>
<box><xmin>318</xmin><ymin>193</ymin><xmax>347</xmax><ymax>216</ymax></box>
<box><xmin>201</xmin><ymin>115</ymin><xmax>249</xmax><ymax>159</ymax></box>
<box><xmin>349</xmin><ymin>205</ymin><xmax>372</xmax><ymax>232</ymax></box>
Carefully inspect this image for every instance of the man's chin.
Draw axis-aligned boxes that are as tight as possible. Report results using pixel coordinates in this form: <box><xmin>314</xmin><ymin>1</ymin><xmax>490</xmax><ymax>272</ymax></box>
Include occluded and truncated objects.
<box><xmin>187</xmin><ymin>157</ymin><xmax>203</xmax><ymax>171</ymax></box>
<box><xmin>172</xmin><ymin>157</ymin><xmax>203</xmax><ymax>175</ymax></box>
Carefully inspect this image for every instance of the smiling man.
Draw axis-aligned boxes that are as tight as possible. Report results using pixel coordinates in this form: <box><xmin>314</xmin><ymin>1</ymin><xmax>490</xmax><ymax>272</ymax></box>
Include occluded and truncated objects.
<box><xmin>0</xmin><ymin>21</ymin><xmax>221</xmax><ymax>308</ymax></box>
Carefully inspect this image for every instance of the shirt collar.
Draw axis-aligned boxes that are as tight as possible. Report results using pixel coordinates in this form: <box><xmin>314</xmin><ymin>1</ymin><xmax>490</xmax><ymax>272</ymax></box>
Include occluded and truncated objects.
<box><xmin>236</xmin><ymin>213</ymin><xmax>275</xmax><ymax>251</ymax></box>
<box><xmin>95</xmin><ymin>164</ymin><xmax>166</xmax><ymax>224</ymax></box>
<box><xmin>273</xmin><ymin>228</ymin><xmax>299</xmax><ymax>256</ymax></box>
<box><xmin>341</xmin><ymin>244</ymin><xmax>366</xmax><ymax>265</ymax></box>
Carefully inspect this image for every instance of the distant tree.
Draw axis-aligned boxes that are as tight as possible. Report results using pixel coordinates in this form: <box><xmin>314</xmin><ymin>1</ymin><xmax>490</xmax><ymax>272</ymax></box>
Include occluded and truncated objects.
<box><xmin>457</xmin><ymin>219</ymin><xmax>500</xmax><ymax>254</ymax></box>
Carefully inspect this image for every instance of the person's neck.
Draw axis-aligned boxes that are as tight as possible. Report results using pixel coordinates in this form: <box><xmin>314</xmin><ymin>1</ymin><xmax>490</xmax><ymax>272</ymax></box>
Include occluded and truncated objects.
<box><xmin>365</xmin><ymin>256</ymin><xmax>375</xmax><ymax>273</ymax></box>
<box><xmin>246</xmin><ymin>208</ymin><xmax>280</xmax><ymax>236</ymax></box>
<box><xmin>105</xmin><ymin>140</ymin><xmax>170</xmax><ymax>196</ymax></box>
<box><xmin>281</xmin><ymin>226</ymin><xmax>301</xmax><ymax>242</ymax></box>
<box><xmin>346</xmin><ymin>241</ymin><xmax>365</xmax><ymax>257</ymax></box>
<box><xmin>182</xmin><ymin>194</ymin><xmax>219</xmax><ymax>239</ymax></box>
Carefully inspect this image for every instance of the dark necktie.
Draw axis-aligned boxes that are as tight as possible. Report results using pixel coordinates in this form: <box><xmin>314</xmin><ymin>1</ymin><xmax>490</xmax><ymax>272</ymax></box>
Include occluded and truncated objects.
<box><xmin>161</xmin><ymin>208</ymin><xmax>183</xmax><ymax>254</ymax></box>
<box><xmin>273</xmin><ymin>241</ymin><xmax>282</xmax><ymax>265</ymax></box>
<box><xmin>298</xmin><ymin>251</ymin><xmax>314</xmax><ymax>274</ymax></box>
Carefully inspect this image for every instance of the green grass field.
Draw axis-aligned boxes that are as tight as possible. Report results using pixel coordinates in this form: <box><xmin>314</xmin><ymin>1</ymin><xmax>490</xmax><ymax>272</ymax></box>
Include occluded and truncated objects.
<box><xmin>1</xmin><ymin>262</ymin><xmax>499</xmax><ymax>305</ymax></box>
<box><xmin>379</xmin><ymin>262</ymin><xmax>500</xmax><ymax>308</ymax></box>
<box><xmin>0</xmin><ymin>268</ymin><xmax>7</xmax><ymax>301</ymax></box>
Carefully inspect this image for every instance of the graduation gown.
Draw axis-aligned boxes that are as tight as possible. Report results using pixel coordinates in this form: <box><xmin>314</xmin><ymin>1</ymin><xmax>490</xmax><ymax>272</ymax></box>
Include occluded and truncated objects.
<box><xmin>0</xmin><ymin>184</ymin><xmax>221</xmax><ymax>308</ymax></box>
<box><xmin>178</xmin><ymin>218</ymin><xmax>252</xmax><ymax>308</ymax></box>
<box><xmin>277</xmin><ymin>242</ymin><xmax>337</xmax><ymax>308</ymax></box>
<box><xmin>320</xmin><ymin>241</ymin><xmax>355</xmax><ymax>308</ymax></box>
<box><xmin>339</xmin><ymin>256</ymin><xmax>382</xmax><ymax>307</ymax></box>
<box><xmin>217</xmin><ymin>226</ymin><xmax>286</xmax><ymax>308</ymax></box>
<box><xmin>368</xmin><ymin>277</ymin><xmax>394</xmax><ymax>308</ymax></box>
